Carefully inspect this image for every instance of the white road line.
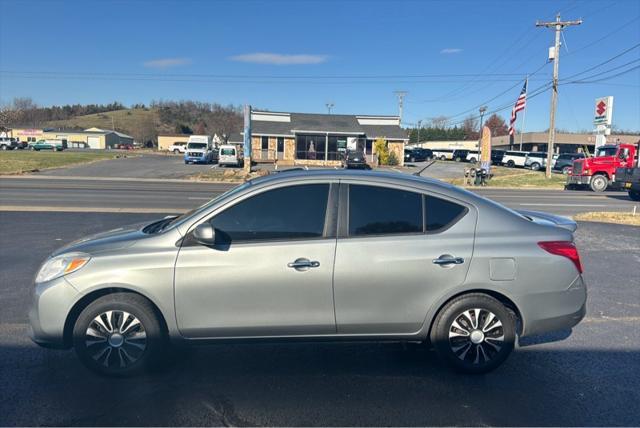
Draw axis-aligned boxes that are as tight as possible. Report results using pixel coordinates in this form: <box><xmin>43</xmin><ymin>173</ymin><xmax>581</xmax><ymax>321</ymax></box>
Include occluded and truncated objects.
<box><xmin>0</xmin><ymin>205</ymin><xmax>187</xmax><ymax>214</ymax></box>
<box><xmin>188</xmin><ymin>197</ymin><xmax>211</xmax><ymax>200</ymax></box>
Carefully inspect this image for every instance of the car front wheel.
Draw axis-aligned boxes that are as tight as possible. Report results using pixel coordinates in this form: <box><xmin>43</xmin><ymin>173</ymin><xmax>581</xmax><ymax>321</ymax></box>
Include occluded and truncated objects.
<box><xmin>531</xmin><ymin>162</ymin><xmax>541</xmax><ymax>171</ymax></box>
<box><xmin>73</xmin><ymin>293</ymin><xmax>167</xmax><ymax>376</ymax></box>
<box><xmin>506</xmin><ymin>160</ymin><xmax>515</xmax><ymax>167</ymax></box>
<box><xmin>590</xmin><ymin>174</ymin><xmax>608</xmax><ymax>192</ymax></box>
<box><xmin>430</xmin><ymin>293</ymin><xmax>515</xmax><ymax>374</ymax></box>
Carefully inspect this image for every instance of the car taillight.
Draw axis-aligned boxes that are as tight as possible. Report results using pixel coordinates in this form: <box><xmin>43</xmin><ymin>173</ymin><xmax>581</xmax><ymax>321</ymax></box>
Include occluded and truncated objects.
<box><xmin>538</xmin><ymin>241</ymin><xmax>583</xmax><ymax>274</ymax></box>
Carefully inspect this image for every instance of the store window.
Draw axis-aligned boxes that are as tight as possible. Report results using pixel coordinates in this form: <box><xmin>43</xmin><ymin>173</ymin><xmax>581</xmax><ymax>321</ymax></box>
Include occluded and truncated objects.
<box><xmin>296</xmin><ymin>134</ymin><xmax>326</xmax><ymax>160</ymax></box>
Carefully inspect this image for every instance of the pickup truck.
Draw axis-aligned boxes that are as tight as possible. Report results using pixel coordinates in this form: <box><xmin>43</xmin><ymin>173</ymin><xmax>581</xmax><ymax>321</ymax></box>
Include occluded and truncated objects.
<box><xmin>0</xmin><ymin>137</ymin><xmax>20</xmax><ymax>150</ymax></box>
<box><xmin>615</xmin><ymin>141</ymin><xmax>640</xmax><ymax>201</ymax></box>
<box><xmin>566</xmin><ymin>143</ymin><xmax>637</xmax><ymax>192</ymax></box>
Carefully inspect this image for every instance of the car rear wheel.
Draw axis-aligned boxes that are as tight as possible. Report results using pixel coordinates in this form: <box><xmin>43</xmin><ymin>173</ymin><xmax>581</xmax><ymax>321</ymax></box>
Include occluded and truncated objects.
<box><xmin>440</xmin><ymin>155</ymin><xmax>446</xmax><ymax>161</ymax></box>
<box><xmin>0</xmin><ymin>144</ymin><xmax>7</xmax><ymax>150</ymax></box>
<box><xmin>506</xmin><ymin>160</ymin><xmax>515</xmax><ymax>167</ymax></box>
<box><xmin>73</xmin><ymin>293</ymin><xmax>167</xmax><ymax>377</ymax></box>
<box><xmin>562</xmin><ymin>166</ymin><xmax>571</xmax><ymax>175</ymax></box>
<box><xmin>173</xmin><ymin>149</ymin><xmax>180</xmax><ymax>154</ymax></box>
<box><xmin>590</xmin><ymin>174</ymin><xmax>608</xmax><ymax>192</ymax></box>
<box><xmin>430</xmin><ymin>293</ymin><xmax>515</xmax><ymax>374</ymax></box>
<box><xmin>410</xmin><ymin>156</ymin><xmax>415</xmax><ymax>162</ymax></box>
<box><xmin>469</xmin><ymin>157</ymin><xmax>477</xmax><ymax>163</ymax></box>
<box><xmin>531</xmin><ymin>162</ymin><xmax>541</xmax><ymax>171</ymax></box>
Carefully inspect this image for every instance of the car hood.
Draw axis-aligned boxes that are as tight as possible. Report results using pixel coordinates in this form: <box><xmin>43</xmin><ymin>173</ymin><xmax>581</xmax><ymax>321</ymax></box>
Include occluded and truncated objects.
<box><xmin>51</xmin><ymin>220</ymin><xmax>152</xmax><ymax>257</ymax></box>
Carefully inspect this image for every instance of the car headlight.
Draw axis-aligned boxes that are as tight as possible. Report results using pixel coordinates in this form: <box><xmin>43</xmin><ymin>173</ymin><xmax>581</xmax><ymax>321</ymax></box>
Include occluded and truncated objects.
<box><xmin>36</xmin><ymin>252</ymin><xmax>90</xmax><ymax>283</ymax></box>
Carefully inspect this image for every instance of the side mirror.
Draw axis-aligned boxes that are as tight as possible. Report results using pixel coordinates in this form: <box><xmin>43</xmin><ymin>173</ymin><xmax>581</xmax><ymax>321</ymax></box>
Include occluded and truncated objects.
<box><xmin>193</xmin><ymin>223</ymin><xmax>216</xmax><ymax>245</ymax></box>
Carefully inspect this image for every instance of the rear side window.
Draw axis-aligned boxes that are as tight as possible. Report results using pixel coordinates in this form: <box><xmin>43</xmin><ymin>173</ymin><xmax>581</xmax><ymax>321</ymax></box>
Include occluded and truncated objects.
<box><xmin>425</xmin><ymin>195</ymin><xmax>467</xmax><ymax>232</ymax></box>
<box><xmin>348</xmin><ymin>185</ymin><xmax>423</xmax><ymax>236</ymax></box>
<box><xmin>209</xmin><ymin>184</ymin><xmax>329</xmax><ymax>242</ymax></box>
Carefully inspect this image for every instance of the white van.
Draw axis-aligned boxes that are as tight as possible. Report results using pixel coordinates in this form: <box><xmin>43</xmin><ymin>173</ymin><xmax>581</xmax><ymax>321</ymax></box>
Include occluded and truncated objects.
<box><xmin>218</xmin><ymin>145</ymin><xmax>242</xmax><ymax>167</ymax></box>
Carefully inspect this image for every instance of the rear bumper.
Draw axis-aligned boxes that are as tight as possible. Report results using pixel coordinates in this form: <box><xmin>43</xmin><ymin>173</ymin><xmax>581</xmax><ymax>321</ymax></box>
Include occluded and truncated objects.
<box><xmin>519</xmin><ymin>276</ymin><xmax>587</xmax><ymax>337</ymax></box>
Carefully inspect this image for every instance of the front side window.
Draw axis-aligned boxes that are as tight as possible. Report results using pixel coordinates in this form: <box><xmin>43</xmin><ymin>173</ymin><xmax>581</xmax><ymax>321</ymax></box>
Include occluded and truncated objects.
<box><xmin>209</xmin><ymin>184</ymin><xmax>330</xmax><ymax>242</ymax></box>
<box><xmin>425</xmin><ymin>195</ymin><xmax>467</xmax><ymax>232</ymax></box>
<box><xmin>348</xmin><ymin>185</ymin><xmax>422</xmax><ymax>236</ymax></box>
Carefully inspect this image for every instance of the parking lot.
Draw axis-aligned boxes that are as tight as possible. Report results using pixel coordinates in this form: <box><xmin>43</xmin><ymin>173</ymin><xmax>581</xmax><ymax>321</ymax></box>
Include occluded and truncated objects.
<box><xmin>1</xmin><ymin>155</ymin><xmax>638</xmax><ymax>426</ymax></box>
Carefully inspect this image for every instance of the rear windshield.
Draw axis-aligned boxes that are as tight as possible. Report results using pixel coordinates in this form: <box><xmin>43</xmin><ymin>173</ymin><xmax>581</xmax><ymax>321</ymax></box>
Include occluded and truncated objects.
<box><xmin>348</xmin><ymin>151</ymin><xmax>364</xmax><ymax>159</ymax></box>
<box><xmin>221</xmin><ymin>148</ymin><xmax>235</xmax><ymax>155</ymax></box>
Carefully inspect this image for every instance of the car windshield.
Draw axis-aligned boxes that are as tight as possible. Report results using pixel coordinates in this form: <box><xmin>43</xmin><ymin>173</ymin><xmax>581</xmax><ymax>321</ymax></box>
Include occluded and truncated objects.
<box><xmin>596</xmin><ymin>147</ymin><xmax>618</xmax><ymax>157</ymax></box>
<box><xmin>188</xmin><ymin>143</ymin><xmax>207</xmax><ymax>149</ymax></box>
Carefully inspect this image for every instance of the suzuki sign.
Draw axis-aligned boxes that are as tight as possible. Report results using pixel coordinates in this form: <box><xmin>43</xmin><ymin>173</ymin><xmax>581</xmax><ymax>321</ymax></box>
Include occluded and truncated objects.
<box><xmin>593</xmin><ymin>96</ymin><xmax>613</xmax><ymax>126</ymax></box>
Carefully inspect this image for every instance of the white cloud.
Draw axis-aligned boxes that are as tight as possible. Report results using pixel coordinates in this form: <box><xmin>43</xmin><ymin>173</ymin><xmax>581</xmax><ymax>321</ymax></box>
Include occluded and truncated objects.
<box><xmin>440</xmin><ymin>48</ymin><xmax>463</xmax><ymax>54</ymax></box>
<box><xmin>229</xmin><ymin>53</ymin><xmax>328</xmax><ymax>65</ymax></box>
<box><xmin>143</xmin><ymin>58</ymin><xmax>192</xmax><ymax>69</ymax></box>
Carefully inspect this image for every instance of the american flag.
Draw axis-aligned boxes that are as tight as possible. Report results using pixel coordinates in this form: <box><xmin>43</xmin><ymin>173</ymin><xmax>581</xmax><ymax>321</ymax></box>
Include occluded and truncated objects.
<box><xmin>508</xmin><ymin>79</ymin><xmax>527</xmax><ymax>144</ymax></box>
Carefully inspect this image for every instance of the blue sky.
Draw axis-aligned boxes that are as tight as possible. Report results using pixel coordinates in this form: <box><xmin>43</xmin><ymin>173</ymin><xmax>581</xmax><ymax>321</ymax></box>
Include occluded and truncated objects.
<box><xmin>1</xmin><ymin>0</ymin><xmax>639</xmax><ymax>132</ymax></box>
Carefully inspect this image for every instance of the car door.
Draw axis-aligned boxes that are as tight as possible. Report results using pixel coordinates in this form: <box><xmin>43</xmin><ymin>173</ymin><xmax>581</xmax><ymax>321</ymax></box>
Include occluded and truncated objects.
<box><xmin>174</xmin><ymin>182</ymin><xmax>338</xmax><ymax>338</ymax></box>
<box><xmin>333</xmin><ymin>183</ymin><xmax>476</xmax><ymax>335</ymax></box>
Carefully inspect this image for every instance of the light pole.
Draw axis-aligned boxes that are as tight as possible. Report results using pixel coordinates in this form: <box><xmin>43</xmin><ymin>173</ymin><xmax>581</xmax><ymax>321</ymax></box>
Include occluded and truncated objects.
<box><xmin>416</xmin><ymin>119</ymin><xmax>422</xmax><ymax>146</ymax></box>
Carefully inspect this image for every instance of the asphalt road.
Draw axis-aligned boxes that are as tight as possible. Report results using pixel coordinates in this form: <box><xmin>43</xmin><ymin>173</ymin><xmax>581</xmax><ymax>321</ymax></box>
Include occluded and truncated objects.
<box><xmin>0</xmin><ymin>212</ymin><xmax>638</xmax><ymax>426</ymax></box>
<box><xmin>1</xmin><ymin>175</ymin><xmax>637</xmax><ymax>216</ymax></box>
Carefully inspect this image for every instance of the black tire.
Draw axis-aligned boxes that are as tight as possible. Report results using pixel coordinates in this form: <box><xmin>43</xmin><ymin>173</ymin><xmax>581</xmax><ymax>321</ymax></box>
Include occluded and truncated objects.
<box><xmin>629</xmin><ymin>190</ymin><xmax>640</xmax><ymax>201</ymax></box>
<box><xmin>410</xmin><ymin>156</ymin><xmax>416</xmax><ymax>163</ymax></box>
<box><xmin>469</xmin><ymin>157</ymin><xmax>477</xmax><ymax>163</ymax></box>
<box><xmin>590</xmin><ymin>174</ymin><xmax>608</xmax><ymax>192</ymax></box>
<box><xmin>440</xmin><ymin>155</ymin><xmax>446</xmax><ymax>161</ymax></box>
<box><xmin>173</xmin><ymin>149</ymin><xmax>180</xmax><ymax>154</ymax></box>
<box><xmin>531</xmin><ymin>162</ymin><xmax>541</xmax><ymax>171</ymax></box>
<box><xmin>506</xmin><ymin>160</ymin><xmax>515</xmax><ymax>168</ymax></box>
<box><xmin>73</xmin><ymin>292</ymin><xmax>167</xmax><ymax>377</ymax></box>
<box><xmin>562</xmin><ymin>165</ymin><xmax>571</xmax><ymax>175</ymax></box>
<box><xmin>430</xmin><ymin>293</ymin><xmax>515</xmax><ymax>374</ymax></box>
<box><xmin>0</xmin><ymin>145</ymin><xmax>7</xmax><ymax>150</ymax></box>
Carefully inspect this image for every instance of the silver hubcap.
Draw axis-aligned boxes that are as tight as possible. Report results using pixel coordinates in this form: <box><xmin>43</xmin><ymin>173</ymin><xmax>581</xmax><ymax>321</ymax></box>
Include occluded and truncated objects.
<box><xmin>448</xmin><ymin>308</ymin><xmax>505</xmax><ymax>365</ymax></box>
<box><xmin>85</xmin><ymin>310</ymin><xmax>147</xmax><ymax>369</ymax></box>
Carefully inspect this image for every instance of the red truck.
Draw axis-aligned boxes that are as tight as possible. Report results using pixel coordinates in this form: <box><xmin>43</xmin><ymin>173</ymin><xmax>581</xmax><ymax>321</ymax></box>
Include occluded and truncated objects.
<box><xmin>566</xmin><ymin>143</ymin><xmax>638</xmax><ymax>192</ymax></box>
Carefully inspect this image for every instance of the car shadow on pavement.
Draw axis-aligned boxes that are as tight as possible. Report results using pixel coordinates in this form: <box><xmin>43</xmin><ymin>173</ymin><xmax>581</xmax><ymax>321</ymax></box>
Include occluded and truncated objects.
<box><xmin>1</xmin><ymin>339</ymin><xmax>638</xmax><ymax>427</ymax></box>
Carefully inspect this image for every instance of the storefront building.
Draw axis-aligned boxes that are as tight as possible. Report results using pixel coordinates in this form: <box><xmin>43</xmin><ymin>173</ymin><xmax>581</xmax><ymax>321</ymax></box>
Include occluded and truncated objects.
<box><xmin>246</xmin><ymin>111</ymin><xmax>408</xmax><ymax>166</ymax></box>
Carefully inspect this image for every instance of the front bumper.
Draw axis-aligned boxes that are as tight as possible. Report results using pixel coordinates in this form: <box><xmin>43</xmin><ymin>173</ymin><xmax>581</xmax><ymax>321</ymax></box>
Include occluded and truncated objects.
<box><xmin>28</xmin><ymin>277</ymin><xmax>79</xmax><ymax>349</ymax></box>
<box><xmin>184</xmin><ymin>156</ymin><xmax>208</xmax><ymax>163</ymax></box>
<box><xmin>519</xmin><ymin>275</ymin><xmax>587</xmax><ymax>337</ymax></box>
<box><xmin>566</xmin><ymin>175</ymin><xmax>591</xmax><ymax>185</ymax></box>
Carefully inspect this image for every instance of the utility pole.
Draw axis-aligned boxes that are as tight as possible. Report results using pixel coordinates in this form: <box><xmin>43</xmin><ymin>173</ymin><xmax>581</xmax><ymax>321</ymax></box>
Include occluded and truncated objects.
<box><xmin>478</xmin><ymin>106</ymin><xmax>487</xmax><ymax>164</ymax></box>
<box><xmin>537</xmin><ymin>13</ymin><xmax>582</xmax><ymax>178</ymax></box>
<box><xmin>416</xmin><ymin>119</ymin><xmax>422</xmax><ymax>145</ymax></box>
<box><xmin>394</xmin><ymin>91</ymin><xmax>407</xmax><ymax>123</ymax></box>
<box><xmin>325</xmin><ymin>103</ymin><xmax>334</xmax><ymax>114</ymax></box>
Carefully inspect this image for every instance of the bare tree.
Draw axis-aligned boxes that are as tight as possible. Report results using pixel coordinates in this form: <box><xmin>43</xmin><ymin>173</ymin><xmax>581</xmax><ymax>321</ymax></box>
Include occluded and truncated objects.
<box><xmin>462</xmin><ymin>114</ymin><xmax>479</xmax><ymax>140</ymax></box>
<box><xmin>130</xmin><ymin>115</ymin><xmax>158</xmax><ymax>148</ymax></box>
<box><xmin>429</xmin><ymin>115</ymin><xmax>449</xmax><ymax>128</ymax></box>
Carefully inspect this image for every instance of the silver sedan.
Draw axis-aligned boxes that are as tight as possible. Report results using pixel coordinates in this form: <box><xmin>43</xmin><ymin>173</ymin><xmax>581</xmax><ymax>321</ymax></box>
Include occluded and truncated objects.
<box><xmin>29</xmin><ymin>170</ymin><xmax>586</xmax><ymax>376</ymax></box>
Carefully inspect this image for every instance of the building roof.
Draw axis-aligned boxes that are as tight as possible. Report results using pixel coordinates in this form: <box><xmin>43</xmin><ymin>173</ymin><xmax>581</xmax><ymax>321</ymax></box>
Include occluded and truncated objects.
<box><xmin>84</xmin><ymin>127</ymin><xmax>134</xmax><ymax>139</ymax></box>
<box><xmin>250</xmin><ymin>110</ymin><xmax>408</xmax><ymax>140</ymax></box>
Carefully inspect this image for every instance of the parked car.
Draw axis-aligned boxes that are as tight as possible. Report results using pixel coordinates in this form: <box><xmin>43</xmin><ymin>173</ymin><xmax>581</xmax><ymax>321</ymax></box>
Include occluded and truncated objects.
<box><xmin>431</xmin><ymin>148</ymin><xmax>455</xmax><ymax>161</ymax></box>
<box><xmin>524</xmin><ymin>152</ymin><xmax>548</xmax><ymax>171</ymax></box>
<box><xmin>218</xmin><ymin>144</ymin><xmax>242</xmax><ymax>167</ymax></box>
<box><xmin>28</xmin><ymin>139</ymin><xmax>67</xmax><ymax>151</ymax></box>
<box><xmin>453</xmin><ymin>149</ymin><xmax>470</xmax><ymax>162</ymax></box>
<box><xmin>184</xmin><ymin>142</ymin><xmax>215</xmax><ymax>164</ymax></box>
<box><xmin>168</xmin><ymin>142</ymin><xmax>187</xmax><ymax>154</ymax></box>
<box><xmin>553</xmin><ymin>153</ymin><xmax>585</xmax><ymax>174</ymax></box>
<box><xmin>404</xmin><ymin>148</ymin><xmax>432</xmax><ymax>163</ymax></box>
<box><xmin>344</xmin><ymin>150</ymin><xmax>369</xmax><ymax>169</ymax></box>
<box><xmin>29</xmin><ymin>170</ymin><xmax>586</xmax><ymax>376</ymax></box>
<box><xmin>465</xmin><ymin>151</ymin><xmax>479</xmax><ymax>163</ymax></box>
<box><xmin>0</xmin><ymin>137</ymin><xmax>20</xmax><ymax>150</ymax></box>
<box><xmin>501</xmin><ymin>150</ymin><xmax>529</xmax><ymax>168</ymax></box>
<box><xmin>490</xmin><ymin>150</ymin><xmax>506</xmax><ymax>165</ymax></box>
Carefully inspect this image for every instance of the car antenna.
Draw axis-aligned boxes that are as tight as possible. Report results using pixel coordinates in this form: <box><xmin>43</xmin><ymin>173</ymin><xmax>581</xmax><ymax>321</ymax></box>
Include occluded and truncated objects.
<box><xmin>413</xmin><ymin>160</ymin><xmax>436</xmax><ymax>176</ymax></box>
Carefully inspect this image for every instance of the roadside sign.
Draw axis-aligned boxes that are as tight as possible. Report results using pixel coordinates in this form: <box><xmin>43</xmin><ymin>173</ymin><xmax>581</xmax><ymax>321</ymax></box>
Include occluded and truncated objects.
<box><xmin>593</xmin><ymin>96</ymin><xmax>613</xmax><ymax>125</ymax></box>
<box><xmin>480</xmin><ymin>126</ymin><xmax>491</xmax><ymax>171</ymax></box>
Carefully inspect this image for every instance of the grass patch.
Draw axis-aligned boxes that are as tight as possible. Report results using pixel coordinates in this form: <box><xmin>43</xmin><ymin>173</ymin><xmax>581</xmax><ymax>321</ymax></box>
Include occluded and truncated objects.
<box><xmin>449</xmin><ymin>166</ymin><xmax>566</xmax><ymax>188</ymax></box>
<box><xmin>0</xmin><ymin>151</ymin><xmax>125</xmax><ymax>175</ymax></box>
<box><xmin>574</xmin><ymin>211</ymin><xmax>640</xmax><ymax>226</ymax></box>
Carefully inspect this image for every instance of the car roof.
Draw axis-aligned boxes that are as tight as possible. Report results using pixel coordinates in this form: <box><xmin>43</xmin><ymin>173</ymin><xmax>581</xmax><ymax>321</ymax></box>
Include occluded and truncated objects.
<box><xmin>248</xmin><ymin>168</ymin><xmax>471</xmax><ymax>199</ymax></box>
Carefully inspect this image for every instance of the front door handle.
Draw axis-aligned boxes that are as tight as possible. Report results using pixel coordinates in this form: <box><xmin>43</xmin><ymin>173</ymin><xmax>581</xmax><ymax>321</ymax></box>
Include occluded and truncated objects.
<box><xmin>287</xmin><ymin>258</ymin><xmax>320</xmax><ymax>271</ymax></box>
<box><xmin>432</xmin><ymin>255</ymin><xmax>465</xmax><ymax>266</ymax></box>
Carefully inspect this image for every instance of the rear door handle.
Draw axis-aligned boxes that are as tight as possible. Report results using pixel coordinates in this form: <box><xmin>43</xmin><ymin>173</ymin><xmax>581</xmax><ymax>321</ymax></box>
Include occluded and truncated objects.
<box><xmin>287</xmin><ymin>258</ymin><xmax>320</xmax><ymax>271</ymax></box>
<box><xmin>432</xmin><ymin>256</ymin><xmax>465</xmax><ymax>265</ymax></box>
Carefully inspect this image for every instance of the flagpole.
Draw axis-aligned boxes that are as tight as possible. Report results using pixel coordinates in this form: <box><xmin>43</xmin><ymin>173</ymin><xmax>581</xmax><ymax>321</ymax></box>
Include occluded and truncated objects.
<box><xmin>519</xmin><ymin>76</ymin><xmax>528</xmax><ymax>151</ymax></box>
